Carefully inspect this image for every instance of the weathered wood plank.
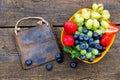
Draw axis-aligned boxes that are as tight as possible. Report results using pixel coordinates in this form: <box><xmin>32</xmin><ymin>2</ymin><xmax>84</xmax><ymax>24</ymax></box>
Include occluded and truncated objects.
<box><xmin>0</xmin><ymin>27</ymin><xmax>120</xmax><ymax>80</ymax></box>
<box><xmin>0</xmin><ymin>0</ymin><xmax>120</xmax><ymax>27</ymax></box>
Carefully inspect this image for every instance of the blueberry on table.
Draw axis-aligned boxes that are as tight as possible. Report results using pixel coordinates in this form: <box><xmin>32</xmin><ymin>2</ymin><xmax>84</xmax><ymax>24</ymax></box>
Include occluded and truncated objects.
<box><xmin>87</xmin><ymin>47</ymin><xmax>92</xmax><ymax>52</ymax></box>
<box><xmin>74</xmin><ymin>34</ymin><xmax>79</xmax><ymax>40</ymax></box>
<box><xmin>55</xmin><ymin>53</ymin><xmax>62</xmax><ymax>60</ymax></box>
<box><xmin>70</xmin><ymin>61</ymin><xmax>77</xmax><ymax>68</ymax></box>
<box><xmin>83</xmin><ymin>28</ymin><xmax>88</xmax><ymax>34</ymax></box>
<box><xmin>80</xmin><ymin>55</ymin><xmax>86</xmax><ymax>60</ymax></box>
<box><xmin>83</xmin><ymin>35</ymin><xmax>89</xmax><ymax>41</ymax></box>
<box><xmin>79</xmin><ymin>35</ymin><xmax>84</xmax><ymax>41</ymax></box>
<box><xmin>56</xmin><ymin>58</ymin><xmax>64</xmax><ymax>63</ymax></box>
<box><xmin>46</xmin><ymin>64</ymin><xmax>53</xmax><ymax>71</ymax></box>
<box><xmin>25</xmin><ymin>59</ymin><xmax>32</xmax><ymax>66</ymax></box>
<box><xmin>79</xmin><ymin>43</ymin><xmax>86</xmax><ymax>50</ymax></box>
<box><xmin>88</xmin><ymin>57</ymin><xmax>94</xmax><ymax>62</ymax></box>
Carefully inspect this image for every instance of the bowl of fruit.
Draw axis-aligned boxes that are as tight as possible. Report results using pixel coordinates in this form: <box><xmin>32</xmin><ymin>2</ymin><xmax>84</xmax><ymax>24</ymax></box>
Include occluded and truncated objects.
<box><xmin>61</xmin><ymin>3</ymin><xmax>120</xmax><ymax>64</ymax></box>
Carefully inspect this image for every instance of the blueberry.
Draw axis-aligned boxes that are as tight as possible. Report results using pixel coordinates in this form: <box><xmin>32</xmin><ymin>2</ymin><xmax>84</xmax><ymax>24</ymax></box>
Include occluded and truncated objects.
<box><xmin>79</xmin><ymin>41</ymin><xmax>83</xmax><ymax>45</ymax></box>
<box><xmin>74</xmin><ymin>34</ymin><xmax>79</xmax><ymax>40</ymax></box>
<box><xmin>55</xmin><ymin>53</ymin><xmax>62</xmax><ymax>60</ymax></box>
<box><xmin>88</xmin><ymin>57</ymin><xmax>94</xmax><ymax>62</ymax></box>
<box><xmin>96</xmin><ymin>53</ymin><xmax>102</xmax><ymax>57</ymax></box>
<box><xmin>99</xmin><ymin>34</ymin><xmax>103</xmax><ymax>39</ymax></box>
<box><xmin>25</xmin><ymin>59</ymin><xmax>32</xmax><ymax>66</ymax></box>
<box><xmin>75</xmin><ymin>40</ymin><xmax>79</xmax><ymax>45</ymax></box>
<box><xmin>83</xmin><ymin>29</ymin><xmax>88</xmax><ymax>34</ymax></box>
<box><xmin>89</xmin><ymin>42</ymin><xmax>95</xmax><ymax>47</ymax></box>
<box><xmin>87</xmin><ymin>47</ymin><xmax>92</xmax><ymax>52</ymax></box>
<box><xmin>93</xmin><ymin>32</ymin><xmax>99</xmax><ymax>40</ymax></box>
<box><xmin>79</xmin><ymin>36</ymin><xmax>84</xmax><ymax>41</ymax></box>
<box><xmin>95</xmin><ymin>43</ymin><xmax>101</xmax><ymax>49</ymax></box>
<box><xmin>102</xmin><ymin>47</ymin><xmax>106</xmax><ymax>51</ymax></box>
<box><xmin>89</xmin><ymin>38</ymin><xmax>94</xmax><ymax>43</ymax></box>
<box><xmin>70</xmin><ymin>61</ymin><xmax>77</xmax><ymax>68</ymax></box>
<box><xmin>83</xmin><ymin>36</ymin><xmax>89</xmax><ymax>41</ymax></box>
<box><xmin>79</xmin><ymin>43</ymin><xmax>86</xmax><ymax>50</ymax></box>
<box><xmin>46</xmin><ymin>64</ymin><xmax>53</xmax><ymax>71</ymax></box>
<box><xmin>80</xmin><ymin>55</ymin><xmax>86</xmax><ymax>60</ymax></box>
<box><xmin>56</xmin><ymin>58</ymin><xmax>64</xmax><ymax>63</ymax></box>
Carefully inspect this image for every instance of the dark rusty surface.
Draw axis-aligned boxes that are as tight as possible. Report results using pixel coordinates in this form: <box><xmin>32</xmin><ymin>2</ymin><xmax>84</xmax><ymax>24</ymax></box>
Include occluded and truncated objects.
<box><xmin>15</xmin><ymin>24</ymin><xmax>60</xmax><ymax>69</ymax></box>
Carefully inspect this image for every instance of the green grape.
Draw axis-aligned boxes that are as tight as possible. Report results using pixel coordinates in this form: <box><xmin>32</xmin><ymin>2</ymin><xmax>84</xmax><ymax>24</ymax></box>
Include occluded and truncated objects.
<box><xmin>99</xmin><ymin>27</ymin><xmax>106</xmax><ymax>33</ymax></box>
<box><xmin>76</xmin><ymin>45</ymin><xmax>81</xmax><ymax>51</ymax></box>
<box><xmin>93</xmin><ymin>19</ymin><xmax>100</xmax><ymax>29</ymax></box>
<box><xmin>102</xmin><ymin>10</ymin><xmax>109</xmax><ymax>14</ymax></box>
<box><xmin>74</xmin><ymin>13</ymin><xmax>81</xmax><ymax>18</ymax></box>
<box><xmin>85</xmin><ymin>19</ymin><xmax>93</xmax><ymax>29</ymax></box>
<box><xmin>94</xmin><ymin>40</ymin><xmax>100</xmax><ymax>43</ymax></box>
<box><xmin>82</xmin><ymin>12</ymin><xmax>90</xmax><ymax>19</ymax></box>
<box><xmin>97</xmin><ymin>6</ymin><xmax>104</xmax><ymax>12</ymax></box>
<box><xmin>80</xmin><ymin>50</ymin><xmax>86</xmax><ymax>55</ymax></box>
<box><xmin>80</xmin><ymin>33</ymin><xmax>85</xmax><ymax>36</ymax></box>
<box><xmin>78</xmin><ymin>26</ymin><xmax>83</xmax><ymax>33</ymax></box>
<box><xmin>91</xmin><ymin>11</ymin><xmax>101</xmax><ymax>19</ymax></box>
<box><xmin>92</xmin><ymin>48</ymin><xmax>99</xmax><ymax>55</ymax></box>
<box><xmin>87</xmin><ymin>31</ymin><xmax>93</xmax><ymax>38</ymax></box>
<box><xmin>102</xmin><ymin>13</ymin><xmax>110</xmax><ymax>20</ymax></box>
<box><xmin>82</xmin><ymin>9</ymin><xmax>88</xmax><ymax>14</ymax></box>
<box><xmin>92</xmin><ymin>3</ymin><xmax>98</xmax><ymax>11</ymax></box>
<box><xmin>74</xmin><ymin>17</ymin><xmax>84</xmax><ymax>26</ymax></box>
<box><xmin>75</xmin><ymin>31</ymin><xmax>81</xmax><ymax>35</ymax></box>
<box><xmin>92</xmin><ymin>55</ymin><xmax>96</xmax><ymax>59</ymax></box>
<box><xmin>101</xmin><ymin>20</ymin><xmax>109</xmax><ymax>29</ymax></box>
<box><xmin>86</xmin><ymin>52</ymin><xmax>92</xmax><ymax>59</ymax></box>
<box><xmin>98</xmin><ymin>4</ymin><xmax>104</xmax><ymax>8</ymax></box>
<box><xmin>86</xmin><ymin>43</ymin><xmax>89</xmax><ymax>48</ymax></box>
<box><xmin>95</xmin><ymin>30</ymin><xmax>103</xmax><ymax>35</ymax></box>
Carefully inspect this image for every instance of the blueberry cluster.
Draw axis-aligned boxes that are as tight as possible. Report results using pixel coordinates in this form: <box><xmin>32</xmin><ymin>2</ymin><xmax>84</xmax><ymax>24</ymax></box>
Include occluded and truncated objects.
<box><xmin>74</xmin><ymin>28</ymin><xmax>106</xmax><ymax>62</ymax></box>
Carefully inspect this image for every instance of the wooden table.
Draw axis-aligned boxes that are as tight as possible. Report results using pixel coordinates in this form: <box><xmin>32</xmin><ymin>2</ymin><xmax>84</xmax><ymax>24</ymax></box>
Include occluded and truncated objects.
<box><xmin>0</xmin><ymin>0</ymin><xmax>120</xmax><ymax>80</ymax></box>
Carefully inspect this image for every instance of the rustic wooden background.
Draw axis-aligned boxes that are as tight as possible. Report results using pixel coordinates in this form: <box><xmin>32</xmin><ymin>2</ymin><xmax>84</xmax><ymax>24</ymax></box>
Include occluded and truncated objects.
<box><xmin>0</xmin><ymin>0</ymin><xmax>120</xmax><ymax>80</ymax></box>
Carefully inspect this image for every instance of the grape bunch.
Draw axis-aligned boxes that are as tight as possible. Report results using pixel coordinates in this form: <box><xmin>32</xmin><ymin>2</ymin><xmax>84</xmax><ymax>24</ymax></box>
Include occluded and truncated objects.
<box><xmin>74</xmin><ymin>3</ymin><xmax>110</xmax><ymax>35</ymax></box>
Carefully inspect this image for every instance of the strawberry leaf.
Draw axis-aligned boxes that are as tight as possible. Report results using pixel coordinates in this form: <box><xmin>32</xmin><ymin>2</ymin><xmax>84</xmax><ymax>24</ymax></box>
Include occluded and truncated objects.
<box><xmin>63</xmin><ymin>46</ymin><xmax>72</xmax><ymax>53</ymax></box>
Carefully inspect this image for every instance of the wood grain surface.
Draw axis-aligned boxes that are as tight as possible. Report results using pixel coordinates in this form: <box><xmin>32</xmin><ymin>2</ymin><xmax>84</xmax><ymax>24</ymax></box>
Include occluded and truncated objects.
<box><xmin>0</xmin><ymin>0</ymin><xmax>120</xmax><ymax>80</ymax></box>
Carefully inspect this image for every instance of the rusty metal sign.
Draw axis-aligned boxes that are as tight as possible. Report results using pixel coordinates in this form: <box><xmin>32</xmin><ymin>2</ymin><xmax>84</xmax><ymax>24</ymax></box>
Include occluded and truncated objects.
<box><xmin>14</xmin><ymin>17</ymin><xmax>60</xmax><ymax>69</ymax></box>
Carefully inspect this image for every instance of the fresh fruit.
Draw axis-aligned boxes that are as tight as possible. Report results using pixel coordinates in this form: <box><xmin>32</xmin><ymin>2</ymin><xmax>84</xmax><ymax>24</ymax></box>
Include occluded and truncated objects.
<box><xmin>83</xmin><ymin>28</ymin><xmax>88</xmax><ymax>34</ymax></box>
<box><xmin>70</xmin><ymin>61</ymin><xmax>77</xmax><ymax>68</ymax></box>
<box><xmin>79</xmin><ymin>35</ymin><xmax>84</xmax><ymax>41</ymax></box>
<box><xmin>101</xmin><ymin>20</ymin><xmax>109</xmax><ymax>29</ymax></box>
<box><xmin>80</xmin><ymin>50</ymin><xmax>87</xmax><ymax>55</ymax></box>
<box><xmin>100</xmin><ymin>34</ymin><xmax>112</xmax><ymax>47</ymax></box>
<box><xmin>64</xmin><ymin>22</ymin><xmax>78</xmax><ymax>34</ymax></box>
<box><xmin>55</xmin><ymin>53</ymin><xmax>62</xmax><ymax>60</ymax></box>
<box><xmin>88</xmin><ymin>57</ymin><xmax>94</xmax><ymax>62</ymax></box>
<box><xmin>93</xmin><ymin>32</ymin><xmax>99</xmax><ymax>40</ymax></box>
<box><xmin>56</xmin><ymin>58</ymin><xmax>64</xmax><ymax>63</ymax></box>
<box><xmin>25</xmin><ymin>59</ymin><xmax>32</xmax><ymax>66</ymax></box>
<box><xmin>63</xmin><ymin>35</ymin><xmax>74</xmax><ymax>46</ymax></box>
<box><xmin>46</xmin><ymin>64</ymin><xmax>53</xmax><ymax>71</ymax></box>
<box><xmin>105</xmin><ymin>22</ymin><xmax>120</xmax><ymax>34</ymax></box>
<box><xmin>87</xmin><ymin>31</ymin><xmax>93</xmax><ymax>37</ymax></box>
<box><xmin>87</xmin><ymin>47</ymin><xmax>92</xmax><ymax>52</ymax></box>
<box><xmin>92</xmin><ymin>48</ymin><xmax>99</xmax><ymax>55</ymax></box>
<box><xmin>83</xmin><ymin>35</ymin><xmax>89</xmax><ymax>41</ymax></box>
<box><xmin>85</xmin><ymin>19</ymin><xmax>93</xmax><ymax>29</ymax></box>
<box><xmin>80</xmin><ymin>55</ymin><xmax>86</xmax><ymax>60</ymax></box>
<box><xmin>74</xmin><ymin>34</ymin><xmax>79</xmax><ymax>40</ymax></box>
<box><xmin>86</xmin><ymin>52</ymin><xmax>92</xmax><ymax>59</ymax></box>
<box><xmin>79</xmin><ymin>43</ymin><xmax>87</xmax><ymax>50</ymax></box>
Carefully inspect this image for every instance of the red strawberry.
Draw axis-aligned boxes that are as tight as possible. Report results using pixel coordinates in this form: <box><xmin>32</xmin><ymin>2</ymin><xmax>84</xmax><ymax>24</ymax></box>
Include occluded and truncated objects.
<box><xmin>100</xmin><ymin>34</ymin><xmax>112</xmax><ymax>47</ymax></box>
<box><xmin>63</xmin><ymin>35</ymin><xmax>74</xmax><ymax>46</ymax></box>
<box><xmin>105</xmin><ymin>22</ymin><xmax>120</xmax><ymax>34</ymax></box>
<box><xmin>64</xmin><ymin>22</ymin><xmax>78</xmax><ymax>34</ymax></box>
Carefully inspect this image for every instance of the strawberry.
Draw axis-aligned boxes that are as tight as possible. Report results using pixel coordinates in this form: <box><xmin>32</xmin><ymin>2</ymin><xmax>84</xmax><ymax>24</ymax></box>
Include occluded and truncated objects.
<box><xmin>64</xmin><ymin>22</ymin><xmax>78</xmax><ymax>34</ymax></box>
<box><xmin>100</xmin><ymin>34</ymin><xmax>112</xmax><ymax>47</ymax></box>
<box><xmin>63</xmin><ymin>35</ymin><xmax>74</xmax><ymax>47</ymax></box>
<box><xmin>105</xmin><ymin>22</ymin><xmax>120</xmax><ymax>34</ymax></box>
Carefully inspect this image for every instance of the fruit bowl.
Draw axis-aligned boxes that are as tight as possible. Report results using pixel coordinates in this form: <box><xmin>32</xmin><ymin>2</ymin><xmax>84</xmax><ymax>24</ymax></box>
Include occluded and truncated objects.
<box><xmin>61</xmin><ymin>8</ymin><xmax>116</xmax><ymax>64</ymax></box>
